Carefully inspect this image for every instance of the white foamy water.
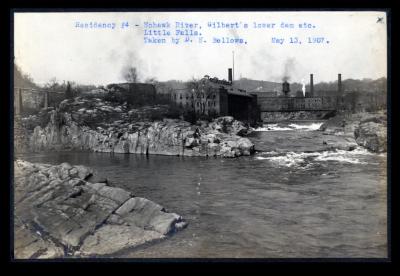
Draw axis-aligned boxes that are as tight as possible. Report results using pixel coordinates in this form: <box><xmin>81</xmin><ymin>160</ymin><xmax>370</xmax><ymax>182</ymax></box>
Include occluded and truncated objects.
<box><xmin>314</xmin><ymin>152</ymin><xmax>367</xmax><ymax>164</ymax></box>
<box><xmin>256</xmin><ymin>153</ymin><xmax>311</xmax><ymax>167</ymax></box>
<box><xmin>254</xmin><ymin>122</ymin><xmax>324</xmax><ymax>132</ymax></box>
<box><xmin>256</xmin><ymin>147</ymin><xmax>374</xmax><ymax>167</ymax></box>
<box><xmin>288</xmin><ymin>123</ymin><xmax>324</xmax><ymax>131</ymax></box>
<box><xmin>253</xmin><ymin>124</ymin><xmax>292</xmax><ymax>131</ymax></box>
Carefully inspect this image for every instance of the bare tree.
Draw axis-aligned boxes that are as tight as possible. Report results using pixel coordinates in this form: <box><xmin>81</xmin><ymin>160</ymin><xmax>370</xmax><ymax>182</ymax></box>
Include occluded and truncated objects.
<box><xmin>44</xmin><ymin>77</ymin><xmax>66</xmax><ymax>91</ymax></box>
<box><xmin>187</xmin><ymin>78</ymin><xmax>215</xmax><ymax>115</ymax></box>
<box><xmin>123</xmin><ymin>66</ymin><xmax>138</xmax><ymax>83</ymax></box>
<box><xmin>48</xmin><ymin>77</ymin><xmax>58</xmax><ymax>89</ymax></box>
<box><xmin>65</xmin><ymin>81</ymin><xmax>73</xmax><ymax>99</ymax></box>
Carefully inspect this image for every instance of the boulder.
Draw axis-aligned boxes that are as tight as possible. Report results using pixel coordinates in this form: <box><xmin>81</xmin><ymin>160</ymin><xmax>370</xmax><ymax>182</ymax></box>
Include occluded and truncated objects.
<box><xmin>74</xmin><ymin>165</ymin><xmax>93</xmax><ymax>180</ymax></box>
<box><xmin>96</xmin><ymin>186</ymin><xmax>132</xmax><ymax>205</ymax></box>
<box><xmin>320</xmin><ymin>112</ymin><xmax>387</xmax><ymax>153</ymax></box>
<box><xmin>355</xmin><ymin>121</ymin><xmax>387</xmax><ymax>153</ymax></box>
<box><xmin>237</xmin><ymin>137</ymin><xmax>255</xmax><ymax>155</ymax></box>
<box><xmin>210</xmin><ymin>116</ymin><xmax>249</xmax><ymax>136</ymax></box>
<box><xmin>115</xmin><ymin>197</ymin><xmax>186</xmax><ymax>235</ymax></box>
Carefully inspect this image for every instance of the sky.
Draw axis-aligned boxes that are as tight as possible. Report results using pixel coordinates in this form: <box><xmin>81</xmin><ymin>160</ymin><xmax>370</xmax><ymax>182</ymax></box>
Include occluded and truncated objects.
<box><xmin>14</xmin><ymin>11</ymin><xmax>387</xmax><ymax>86</ymax></box>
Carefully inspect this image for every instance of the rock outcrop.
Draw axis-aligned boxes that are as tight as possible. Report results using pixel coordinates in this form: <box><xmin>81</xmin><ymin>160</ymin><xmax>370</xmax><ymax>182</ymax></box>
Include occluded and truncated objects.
<box><xmin>319</xmin><ymin>111</ymin><xmax>387</xmax><ymax>153</ymax></box>
<box><xmin>354</xmin><ymin>120</ymin><xmax>387</xmax><ymax>153</ymax></box>
<box><xmin>26</xmin><ymin>99</ymin><xmax>255</xmax><ymax>158</ymax></box>
<box><xmin>14</xmin><ymin>160</ymin><xmax>187</xmax><ymax>259</ymax></box>
<box><xmin>207</xmin><ymin>116</ymin><xmax>251</xmax><ymax>136</ymax></box>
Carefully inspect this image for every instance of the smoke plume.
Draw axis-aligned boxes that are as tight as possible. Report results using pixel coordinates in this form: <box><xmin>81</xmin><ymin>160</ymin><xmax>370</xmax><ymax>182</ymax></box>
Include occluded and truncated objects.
<box><xmin>282</xmin><ymin>57</ymin><xmax>296</xmax><ymax>82</ymax></box>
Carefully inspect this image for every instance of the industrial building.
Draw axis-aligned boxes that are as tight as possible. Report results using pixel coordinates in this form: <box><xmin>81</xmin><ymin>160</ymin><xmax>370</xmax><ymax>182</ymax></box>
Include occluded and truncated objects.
<box><xmin>171</xmin><ymin>68</ymin><xmax>258</xmax><ymax>122</ymax></box>
<box><xmin>256</xmin><ymin>74</ymin><xmax>343</xmax><ymax>113</ymax></box>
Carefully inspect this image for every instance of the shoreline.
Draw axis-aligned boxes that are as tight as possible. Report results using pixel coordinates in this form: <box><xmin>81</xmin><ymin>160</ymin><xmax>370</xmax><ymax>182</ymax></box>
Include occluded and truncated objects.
<box><xmin>14</xmin><ymin>159</ymin><xmax>187</xmax><ymax>259</ymax></box>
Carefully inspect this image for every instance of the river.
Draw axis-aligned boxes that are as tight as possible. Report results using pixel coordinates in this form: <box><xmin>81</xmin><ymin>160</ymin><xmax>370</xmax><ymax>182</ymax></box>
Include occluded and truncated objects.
<box><xmin>17</xmin><ymin>122</ymin><xmax>387</xmax><ymax>258</ymax></box>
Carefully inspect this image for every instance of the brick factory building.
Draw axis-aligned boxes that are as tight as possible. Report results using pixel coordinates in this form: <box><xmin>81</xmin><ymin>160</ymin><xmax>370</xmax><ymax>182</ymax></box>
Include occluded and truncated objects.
<box><xmin>171</xmin><ymin>70</ymin><xmax>259</xmax><ymax>123</ymax></box>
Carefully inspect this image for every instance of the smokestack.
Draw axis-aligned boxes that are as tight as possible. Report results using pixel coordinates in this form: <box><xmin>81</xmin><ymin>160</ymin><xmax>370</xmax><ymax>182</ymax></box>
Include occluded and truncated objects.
<box><xmin>232</xmin><ymin>51</ymin><xmax>235</xmax><ymax>83</ymax></box>
<box><xmin>338</xmin><ymin>73</ymin><xmax>342</xmax><ymax>94</ymax></box>
<box><xmin>228</xmin><ymin>68</ymin><xmax>233</xmax><ymax>83</ymax></box>
<box><xmin>310</xmin><ymin>74</ymin><xmax>314</xmax><ymax>97</ymax></box>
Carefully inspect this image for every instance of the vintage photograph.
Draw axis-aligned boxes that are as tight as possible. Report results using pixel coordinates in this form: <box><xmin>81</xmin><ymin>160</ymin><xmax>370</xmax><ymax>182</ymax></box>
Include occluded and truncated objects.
<box><xmin>13</xmin><ymin>11</ymin><xmax>388</xmax><ymax>259</ymax></box>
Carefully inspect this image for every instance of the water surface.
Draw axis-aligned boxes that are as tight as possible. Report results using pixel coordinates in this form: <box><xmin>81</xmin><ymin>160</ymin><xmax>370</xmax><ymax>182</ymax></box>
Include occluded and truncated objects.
<box><xmin>18</xmin><ymin>122</ymin><xmax>387</xmax><ymax>258</ymax></box>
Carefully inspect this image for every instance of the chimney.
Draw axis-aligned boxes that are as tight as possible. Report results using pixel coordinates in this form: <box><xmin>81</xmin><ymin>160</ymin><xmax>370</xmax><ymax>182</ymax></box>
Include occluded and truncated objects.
<box><xmin>338</xmin><ymin>73</ymin><xmax>342</xmax><ymax>94</ymax></box>
<box><xmin>228</xmin><ymin>68</ymin><xmax>233</xmax><ymax>83</ymax></box>
<box><xmin>282</xmin><ymin>81</ymin><xmax>290</xmax><ymax>97</ymax></box>
<box><xmin>310</xmin><ymin>74</ymin><xmax>314</xmax><ymax>97</ymax></box>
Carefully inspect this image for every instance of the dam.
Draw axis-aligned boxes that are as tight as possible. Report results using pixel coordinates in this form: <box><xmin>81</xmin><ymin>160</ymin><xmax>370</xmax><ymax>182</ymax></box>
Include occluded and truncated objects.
<box><xmin>252</xmin><ymin>74</ymin><xmax>342</xmax><ymax>122</ymax></box>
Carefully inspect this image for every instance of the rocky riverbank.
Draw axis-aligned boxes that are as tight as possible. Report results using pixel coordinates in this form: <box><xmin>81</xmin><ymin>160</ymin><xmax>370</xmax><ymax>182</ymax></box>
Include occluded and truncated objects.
<box><xmin>19</xmin><ymin>97</ymin><xmax>255</xmax><ymax>158</ymax></box>
<box><xmin>319</xmin><ymin>111</ymin><xmax>387</xmax><ymax>153</ymax></box>
<box><xmin>14</xmin><ymin>159</ymin><xmax>187</xmax><ymax>258</ymax></box>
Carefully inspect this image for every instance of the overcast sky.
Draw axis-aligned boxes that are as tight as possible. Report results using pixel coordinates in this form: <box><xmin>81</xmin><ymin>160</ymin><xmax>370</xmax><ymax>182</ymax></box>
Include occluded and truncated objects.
<box><xmin>14</xmin><ymin>11</ymin><xmax>387</xmax><ymax>86</ymax></box>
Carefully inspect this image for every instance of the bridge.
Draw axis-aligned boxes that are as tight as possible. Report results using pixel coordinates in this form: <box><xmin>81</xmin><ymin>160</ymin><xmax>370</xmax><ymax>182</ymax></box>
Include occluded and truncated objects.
<box><xmin>257</xmin><ymin>96</ymin><xmax>338</xmax><ymax>112</ymax></box>
<box><xmin>255</xmin><ymin>95</ymin><xmax>339</xmax><ymax>122</ymax></box>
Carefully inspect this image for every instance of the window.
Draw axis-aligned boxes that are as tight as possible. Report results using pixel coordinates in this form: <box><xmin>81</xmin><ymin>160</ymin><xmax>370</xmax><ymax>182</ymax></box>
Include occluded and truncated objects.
<box><xmin>214</xmin><ymin>101</ymin><xmax>216</xmax><ymax>107</ymax></box>
<box><xmin>180</xmin><ymin>94</ymin><xmax>182</xmax><ymax>100</ymax></box>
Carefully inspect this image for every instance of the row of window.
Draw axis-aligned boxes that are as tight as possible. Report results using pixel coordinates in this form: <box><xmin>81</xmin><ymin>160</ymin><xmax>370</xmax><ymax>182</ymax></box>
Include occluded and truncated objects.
<box><xmin>179</xmin><ymin>101</ymin><xmax>217</xmax><ymax>108</ymax></box>
<box><xmin>174</xmin><ymin>93</ymin><xmax>217</xmax><ymax>100</ymax></box>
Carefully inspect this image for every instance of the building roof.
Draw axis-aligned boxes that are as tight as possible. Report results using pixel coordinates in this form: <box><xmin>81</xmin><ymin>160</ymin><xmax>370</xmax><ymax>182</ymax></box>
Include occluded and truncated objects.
<box><xmin>202</xmin><ymin>77</ymin><xmax>253</xmax><ymax>98</ymax></box>
<box><xmin>108</xmin><ymin>82</ymin><xmax>155</xmax><ymax>87</ymax></box>
<box><xmin>227</xmin><ymin>89</ymin><xmax>254</xmax><ymax>98</ymax></box>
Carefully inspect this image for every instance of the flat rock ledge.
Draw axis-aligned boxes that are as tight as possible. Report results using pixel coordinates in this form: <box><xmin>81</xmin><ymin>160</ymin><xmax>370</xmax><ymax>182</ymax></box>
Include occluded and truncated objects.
<box><xmin>14</xmin><ymin>159</ymin><xmax>187</xmax><ymax>259</ymax></box>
